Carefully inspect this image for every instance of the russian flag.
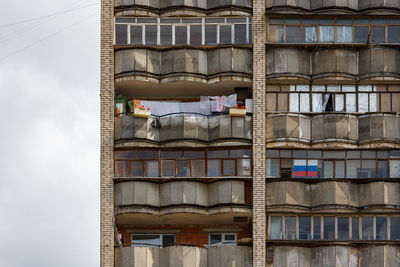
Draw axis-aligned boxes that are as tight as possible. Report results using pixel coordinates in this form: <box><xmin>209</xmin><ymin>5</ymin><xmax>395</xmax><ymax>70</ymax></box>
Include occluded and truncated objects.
<box><xmin>307</xmin><ymin>160</ymin><xmax>319</xmax><ymax>177</ymax></box>
<box><xmin>294</xmin><ymin>160</ymin><xmax>319</xmax><ymax>178</ymax></box>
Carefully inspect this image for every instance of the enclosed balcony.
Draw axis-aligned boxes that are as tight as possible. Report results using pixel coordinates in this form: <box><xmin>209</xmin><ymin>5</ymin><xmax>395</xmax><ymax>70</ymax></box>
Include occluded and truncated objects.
<box><xmin>115</xmin><ymin>245</ymin><xmax>252</xmax><ymax>267</ymax></box>
<box><xmin>266</xmin><ymin>113</ymin><xmax>400</xmax><ymax>148</ymax></box>
<box><xmin>115</xmin><ymin>48</ymin><xmax>252</xmax><ymax>96</ymax></box>
<box><xmin>115</xmin><ymin>114</ymin><xmax>252</xmax><ymax>146</ymax></box>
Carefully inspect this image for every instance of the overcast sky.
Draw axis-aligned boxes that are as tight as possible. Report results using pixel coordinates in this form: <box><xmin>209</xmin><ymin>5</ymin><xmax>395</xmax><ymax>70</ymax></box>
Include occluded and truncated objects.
<box><xmin>0</xmin><ymin>1</ymin><xmax>100</xmax><ymax>266</ymax></box>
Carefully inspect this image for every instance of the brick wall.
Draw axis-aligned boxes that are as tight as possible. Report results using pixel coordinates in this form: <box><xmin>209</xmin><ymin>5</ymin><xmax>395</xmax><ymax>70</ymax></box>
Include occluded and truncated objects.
<box><xmin>252</xmin><ymin>0</ymin><xmax>267</xmax><ymax>266</ymax></box>
<box><xmin>100</xmin><ymin>0</ymin><xmax>115</xmax><ymax>266</ymax></box>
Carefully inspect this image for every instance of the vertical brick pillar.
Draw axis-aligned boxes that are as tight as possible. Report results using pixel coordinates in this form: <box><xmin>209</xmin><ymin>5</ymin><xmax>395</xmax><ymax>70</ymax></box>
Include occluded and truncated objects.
<box><xmin>252</xmin><ymin>0</ymin><xmax>266</xmax><ymax>266</ymax></box>
<box><xmin>100</xmin><ymin>0</ymin><xmax>114</xmax><ymax>266</ymax></box>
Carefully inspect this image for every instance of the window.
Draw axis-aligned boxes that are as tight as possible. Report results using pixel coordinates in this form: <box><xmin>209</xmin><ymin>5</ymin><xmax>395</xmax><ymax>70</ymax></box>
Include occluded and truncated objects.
<box><xmin>376</xmin><ymin>217</ymin><xmax>387</xmax><ymax>240</ymax></box>
<box><xmin>362</xmin><ymin>217</ymin><xmax>373</xmax><ymax>240</ymax></box>
<box><xmin>352</xmin><ymin>217</ymin><xmax>359</xmax><ymax>240</ymax></box>
<box><xmin>299</xmin><ymin>217</ymin><xmax>311</xmax><ymax>240</ymax></box>
<box><xmin>270</xmin><ymin>216</ymin><xmax>282</xmax><ymax>239</ymax></box>
<box><xmin>131</xmin><ymin>234</ymin><xmax>175</xmax><ymax>248</ymax></box>
<box><xmin>391</xmin><ymin>217</ymin><xmax>400</xmax><ymax>240</ymax></box>
<box><xmin>285</xmin><ymin>216</ymin><xmax>296</xmax><ymax>240</ymax></box>
<box><xmin>115</xmin><ymin>17</ymin><xmax>252</xmax><ymax>45</ymax></box>
<box><xmin>338</xmin><ymin>217</ymin><xmax>349</xmax><ymax>240</ymax></box>
<box><xmin>209</xmin><ymin>233</ymin><xmax>237</xmax><ymax>245</ymax></box>
<box><xmin>313</xmin><ymin>216</ymin><xmax>321</xmax><ymax>240</ymax></box>
<box><xmin>324</xmin><ymin>217</ymin><xmax>335</xmax><ymax>240</ymax></box>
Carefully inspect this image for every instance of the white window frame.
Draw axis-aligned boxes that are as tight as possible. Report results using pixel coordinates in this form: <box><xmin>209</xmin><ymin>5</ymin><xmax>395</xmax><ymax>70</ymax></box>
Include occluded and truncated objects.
<box><xmin>208</xmin><ymin>233</ymin><xmax>237</xmax><ymax>245</ymax></box>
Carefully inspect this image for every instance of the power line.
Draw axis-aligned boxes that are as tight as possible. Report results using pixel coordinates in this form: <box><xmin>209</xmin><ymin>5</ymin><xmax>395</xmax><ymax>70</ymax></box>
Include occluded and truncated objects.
<box><xmin>0</xmin><ymin>11</ymin><xmax>99</xmax><ymax>63</ymax></box>
<box><xmin>0</xmin><ymin>3</ymin><xmax>99</xmax><ymax>29</ymax></box>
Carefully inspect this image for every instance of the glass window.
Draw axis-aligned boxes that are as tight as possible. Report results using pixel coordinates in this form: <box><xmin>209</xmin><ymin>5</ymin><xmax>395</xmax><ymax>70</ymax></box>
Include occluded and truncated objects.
<box><xmin>115</xmin><ymin>161</ymin><xmax>129</xmax><ymax>177</ymax></box>
<box><xmin>300</xmin><ymin>93</ymin><xmax>310</xmax><ymax>112</ymax></box>
<box><xmin>390</xmin><ymin>160</ymin><xmax>400</xmax><ymax>178</ymax></box>
<box><xmin>347</xmin><ymin>160</ymin><xmax>361</xmax><ymax>178</ymax></box>
<box><xmin>161</xmin><ymin>151</ymin><xmax>182</xmax><ymax>159</ymax></box>
<box><xmin>313</xmin><ymin>216</ymin><xmax>321</xmax><ymax>240</ymax></box>
<box><xmin>191</xmin><ymin>160</ymin><xmax>205</xmax><ymax>177</ymax></box>
<box><xmin>230</xmin><ymin>149</ymin><xmax>251</xmax><ymax>158</ymax></box>
<box><xmin>324</xmin><ymin>217</ymin><xmax>335</xmax><ymax>240</ymax></box>
<box><xmin>234</xmin><ymin>24</ymin><xmax>247</xmax><ymax>44</ymax></box>
<box><xmin>176</xmin><ymin>160</ymin><xmax>190</xmax><ymax>177</ymax></box>
<box><xmin>335</xmin><ymin>94</ymin><xmax>344</xmax><ymax>111</ymax></box>
<box><xmin>162</xmin><ymin>235</ymin><xmax>175</xmax><ymax>247</ymax></box>
<box><xmin>346</xmin><ymin>94</ymin><xmax>356</xmax><ymax>112</ymax></box>
<box><xmin>362</xmin><ymin>217</ymin><xmax>374</xmax><ymax>240</ymax></box>
<box><xmin>145</xmin><ymin>161</ymin><xmax>159</xmax><ymax>177</ymax></box>
<box><xmin>281</xmin><ymin>159</ymin><xmax>292</xmax><ymax>178</ymax></box>
<box><xmin>115</xmin><ymin>150</ymin><xmax>137</xmax><ymax>160</ymax></box>
<box><xmin>354</xmin><ymin>27</ymin><xmax>369</xmax><ymax>43</ymax></box>
<box><xmin>132</xmin><ymin>234</ymin><xmax>160</xmax><ymax>247</ymax></box>
<box><xmin>223</xmin><ymin>234</ymin><xmax>236</xmax><ymax>245</ymax></box>
<box><xmin>162</xmin><ymin>160</ymin><xmax>175</xmax><ymax>176</ymax></box>
<box><xmin>222</xmin><ymin>160</ymin><xmax>236</xmax><ymax>175</ymax></box>
<box><xmin>285</xmin><ymin>216</ymin><xmax>296</xmax><ymax>240</ymax></box>
<box><xmin>319</xmin><ymin>26</ymin><xmax>334</xmax><ymax>42</ymax></box>
<box><xmin>304</xmin><ymin>27</ymin><xmax>317</xmax><ymax>43</ymax></box>
<box><xmin>268</xmin><ymin>25</ymin><xmax>284</xmax><ymax>42</ymax></box>
<box><xmin>130</xmin><ymin>25</ymin><xmax>143</xmax><ymax>44</ymax></box>
<box><xmin>209</xmin><ymin>233</ymin><xmax>236</xmax><ymax>245</ymax></box>
<box><xmin>205</xmin><ymin>25</ymin><xmax>217</xmax><ymax>44</ymax></box>
<box><xmin>270</xmin><ymin>216</ymin><xmax>282</xmax><ymax>239</ymax></box>
<box><xmin>289</xmin><ymin>93</ymin><xmax>299</xmax><ymax>112</ymax></box>
<box><xmin>175</xmin><ymin>26</ymin><xmax>187</xmax><ymax>45</ymax></box>
<box><xmin>220</xmin><ymin>25</ymin><xmax>232</xmax><ymax>44</ymax></box>
<box><xmin>190</xmin><ymin>25</ymin><xmax>202</xmax><ymax>45</ymax></box>
<box><xmin>338</xmin><ymin>217</ymin><xmax>349</xmax><ymax>240</ymax></box>
<box><xmin>138</xmin><ymin>150</ymin><xmax>158</xmax><ymax>159</ymax></box>
<box><xmin>208</xmin><ymin>150</ymin><xmax>229</xmax><ymax>158</ymax></box>
<box><xmin>145</xmin><ymin>25</ymin><xmax>157</xmax><ymax>45</ymax></box>
<box><xmin>337</xmin><ymin>26</ymin><xmax>352</xmax><ymax>43</ymax></box>
<box><xmin>361</xmin><ymin>160</ymin><xmax>376</xmax><ymax>178</ymax></box>
<box><xmin>209</xmin><ymin>234</ymin><xmax>222</xmax><ymax>245</ymax></box>
<box><xmin>267</xmin><ymin>159</ymin><xmax>279</xmax><ymax>177</ymax></box>
<box><xmin>391</xmin><ymin>217</ymin><xmax>400</xmax><ymax>240</ymax></box>
<box><xmin>184</xmin><ymin>150</ymin><xmax>205</xmax><ymax>159</ymax></box>
<box><xmin>324</xmin><ymin>161</ymin><xmax>334</xmax><ymax>178</ymax></box>
<box><xmin>388</xmin><ymin>26</ymin><xmax>400</xmax><ymax>43</ymax></box>
<box><xmin>286</xmin><ymin>26</ymin><xmax>301</xmax><ymax>43</ymax></box>
<box><xmin>299</xmin><ymin>217</ymin><xmax>311</xmax><ymax>240</ymax></box>
<box><xmin>335</xmin><ymin>161</ymin><xmax>345</xmax><ymax>178</ymax></box>
<box><xmin>160</xmin><ymin>25</ymin><xmax>172</xmax><ymax>45</ymax></box>
<box><xmin>376</xmin><ymin>217</ymin><xmax>387</xmax><ymax>240</ymax></box>
<box><xmin>312</xmin><ymin>93</ymin><xmax>323</xmax><ymax>112</ymax></box>
<box><xmin>371</xmin><ymin>27</ymin><xmax>385</xmax><ymax>43</ymax></box>
<box><xmin>207</xmin><ymin>160</ymin><xmax>221</xmax><ymax>176</ymax></box>
<box><xmin>238</xmin><ymin>159</ymin><xmax>251</xmax><ymax>176</ymax></box>
<box><xmin>352</xmin><ymin>217</ymin><xmax>359</xmax><ymax>240</ymax></box>
<box><xmin>116</xmin><ymin>24</ymin><xmax>128</xmax><ymax>44</ymax></box>
<box><xmin>131</xmin><ymin>161</ymin><xmax>143</xmax><ymax>176</ymax></box>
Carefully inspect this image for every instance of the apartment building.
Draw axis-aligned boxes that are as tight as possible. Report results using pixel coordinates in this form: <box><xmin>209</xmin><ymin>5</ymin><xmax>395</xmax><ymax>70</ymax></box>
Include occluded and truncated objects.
<box><xmin>101</xmin><ymin>0</ymin><xmax>400</xmax><ymax>266</ymax></box>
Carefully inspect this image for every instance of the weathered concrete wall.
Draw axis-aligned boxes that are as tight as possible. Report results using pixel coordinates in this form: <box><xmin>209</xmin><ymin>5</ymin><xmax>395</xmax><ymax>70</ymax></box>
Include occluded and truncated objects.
<box><xmin>115</xmin><ymin>180</ymin><xmax>246</xmax><ymax>207</ymax></box>
<box><xmin>266</xmin><ymin>48</ymin><xmax>400</xmax><ymax>80</ymax></box>
<box><xmin>115</xmin><ymin>48</ymin><xmax>252</xmax><ymax>79</ymax></box>
<box><xmin>115</xmin><ymin>246</ymin><xmax>252</xmax><ymax>267</ymax></box>
<box><xmin>266</xmin><ymin>114</ymin><xmax>400</xmax><ymax>145</ymax></box>
<box><xmin>270</xmin><ymin>245</ymin><xmax>400</xmax><ymax>267</ymax></box>
<box><xmin>115</xmin><ymin>114</ymin><xmax>252</xmax><ymax>143</ymax></box>
<box><xmin>115</xmin><ymin>0</ymin><xmax>253</xmax><ymax>9</ymax></box>
<box><xmin>266</xmin><ymin>181</ymin><xmax>400</xmax><ymax>209</ymax></box>
<box><xmin>266</xmin><ymin>0</ymin><xmax>400</xmax><ymax>10</ymax></box>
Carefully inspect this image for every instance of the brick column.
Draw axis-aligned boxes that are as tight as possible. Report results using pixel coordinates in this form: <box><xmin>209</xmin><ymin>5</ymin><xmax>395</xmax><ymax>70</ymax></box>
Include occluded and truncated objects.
<box><xmin>100</xmin><ymin>0</ymin><xmax>115</xmax><ymax>266</ymax></box>
<box><xmin>252</xmin><ymin>0</ymin><xmax>266</xmax><ymax>266</ymax></box>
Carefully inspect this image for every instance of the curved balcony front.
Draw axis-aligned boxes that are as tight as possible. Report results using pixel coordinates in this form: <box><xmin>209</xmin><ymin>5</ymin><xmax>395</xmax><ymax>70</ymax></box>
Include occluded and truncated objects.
<box><xmin>115</xmin><ymin>246</ymin><xmax>252</xmax><ymax>267</ymax></box>
<box><xmin>266</xmin><ymin>0</ymin><xmax>400</xmax><ymax>14</ymax></box>
<box><xmin>269</xmin><ymin>246</ymin><xmax>400</xmax><ymax>267</ymax></box>
<box><xmin>115</xmin><ymin>114</ymin><xmax>252</xmax><ymax>147</ymax></box>
<box><xmin>115</xmin><ymin>180</ymin><xmax>251</xmax><ymax>224</ymax></box>
<box><xmin>115</xmin><ymin>48</ymin><xmax>252</xmax><ymax>96</ymax></box>
<box><xmin>266</xmin><ymin>113</ymin><xmax>400</xmax><ymax>148</ymax></box>
<box><xmin>266</xmin><ymin>48</ymin><xmax>400</xmax><ymax>81</ymax></box>
<box><xmin>266</xmin><ymin>181</ymin><xmax>400</xmax><ymax>212</ymax></box>
<box><xmin>115</xmin><ymin>0</ymin><xmax>253</xmax><ymax>16</ymax></box>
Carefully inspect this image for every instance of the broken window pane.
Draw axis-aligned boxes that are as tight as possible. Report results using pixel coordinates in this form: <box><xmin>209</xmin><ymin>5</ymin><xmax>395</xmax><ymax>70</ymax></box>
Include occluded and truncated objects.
<box><xmin>355</xmin><ymin>27</ymin><xmax>369</xmax><ymax>43</ymax></box>
<box><xmin>286</xmin><ymin>26</ymin><xmax>301</xmax><ymax>43</ymax></box>
<box><xmin>313</xmin><ymin>216</ymin><xmax>321</xmax><ymax>240</ymax></box>
<box><xmin>358</xmin><ymin>93</ymin><xmax>369</xmax><ymax>113</ymax></box>
<box><xmin>289</xmin><ymin>94</ymin><xmax>299</xmax><ymax>112</ymax></box>
<box><xmin>305</xmin><ymin>27</ymin><xmax>317</xmax><ymax>43</ymax></box>
<box><xmin>337</xmin><ymin>26</ymin><xmax>352</xmax><ymax>43</ymax></box>
<box><xmin>131</xmin><ymin>25</ymin><xmax>143</xmax><ymax>44</ymax></box>
<box><xmin>346</xmin><ymin>94</ymin><xmax>356</xmax><ymax>112</ymax></box>
<box><xmin>391</xmin><ymin>217</ymin><xmax>400</xmax><ymax>240</ymax></box>
<box><xmin>324</xmin><ymin>217</ymin><xmax>335</xmax><ymax>240</ymax></box>
<box><xmin>338</xmin><ymin>217</ymin><xmax>349</xmax><ymax>240</ymax></box>
<box><xmin>352</xmin><ymin>217</ymin><xmax>360</xmax><ymax>240</ymax></box>
<box><xmin>376</xmin><ymin>217</ymin><xmax>387</xmax><ymax>240</ymax></box>
<box><xmin>362</xmin><ymin>217</ymin><xmax>374</xmax><ymax>240</ymax></box>
<box><xmin>285</xmin><ymin>216</ymin><xmax>296</xmax><ymax>240</ymax></box>
<box><xmin>266</xmin><ymin>159</ymin><xmax>279</xmax><ymax>177</ymax></box>
<box><xmin>390</xmin><ymin>160</ymin><xmax>400</xmax><ymax>178</ymax></box>
<box><xmin>319</xmin><ymin>26</ymin><xmax>334</xmax><ymax>42</ymax></box>
<box><xmin>300</xmin><ymin>93</ymin><xmax>310</xmax><ymax>112</ymax></box>
<box><xmin>323</xmin><ymin>94</ymin><xmax>334</xmax><ymax>112</ymax></box>
<box><xmin>270</xmin><ymin>216</ymin><xmax>282</xmax><ymax>239</ymax></box>
<box><xmin>299</xmin><ymin>217</ymin><xmax>311</xmax><ymax>240</ymax></box>
<box><xmin>335</xmin><ymin>94</ymin><xmax>344</xmax><ymax>111</ymax></box>
<box><xmin>312</xmin><ymin>94</ymin><xmax>323</xmax><ymax>112</ymax></box>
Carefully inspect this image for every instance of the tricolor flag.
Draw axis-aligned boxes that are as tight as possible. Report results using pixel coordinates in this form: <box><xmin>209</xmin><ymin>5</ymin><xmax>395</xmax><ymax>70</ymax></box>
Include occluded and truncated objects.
<box><xmin>294</xmin><ymin>160</ymin><xmax>319</xmax><ymax>178</ymax></box>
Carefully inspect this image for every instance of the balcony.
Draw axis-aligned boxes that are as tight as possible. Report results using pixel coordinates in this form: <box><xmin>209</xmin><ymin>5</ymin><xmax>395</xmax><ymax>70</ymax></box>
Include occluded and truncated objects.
<box><xmin>266</xmin><ymin>0</ymin><xmax>400</xmax><ymax>13</ymax></box>
<box><xmin>266</xmin><ymin>48</ymin><xmax>400</xmax><ymax>81</ymax></box>
<box><xmin>115</xmin><ymin>48</ymin><xmax>252</xmax><ymax>96</ymax></box>
<box><xmin>115</xmin><ymin>0</ymin><xmax>252</xmax><ymax>16</ymax></box>
<box><xmin>115</xmin><ymin>114</ymin><xmax>252</xmax><ymax>146</ymax></box>
<box><xmin>266</xmin><ymin>181</ymin><xmax>400</xmax><ymax>211</ymax></box>
<box><xmin>115</xmin><ymin>180</ymin><xmax>252</xmax><ymax>224</ymax></box>
<box><xmin>269</xmin><ymin>246</ymin><xmax>400</xmax><ymax>266</ymax></box>
<box><xmin>115</xmin><ymin>246</ymin><xmax>252</xmax><ymax>267</ymax></box>
<box><xmin>266</xmin><ymin>113</ymin><xmax>400</xmax><ymax>148</ymax></box>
